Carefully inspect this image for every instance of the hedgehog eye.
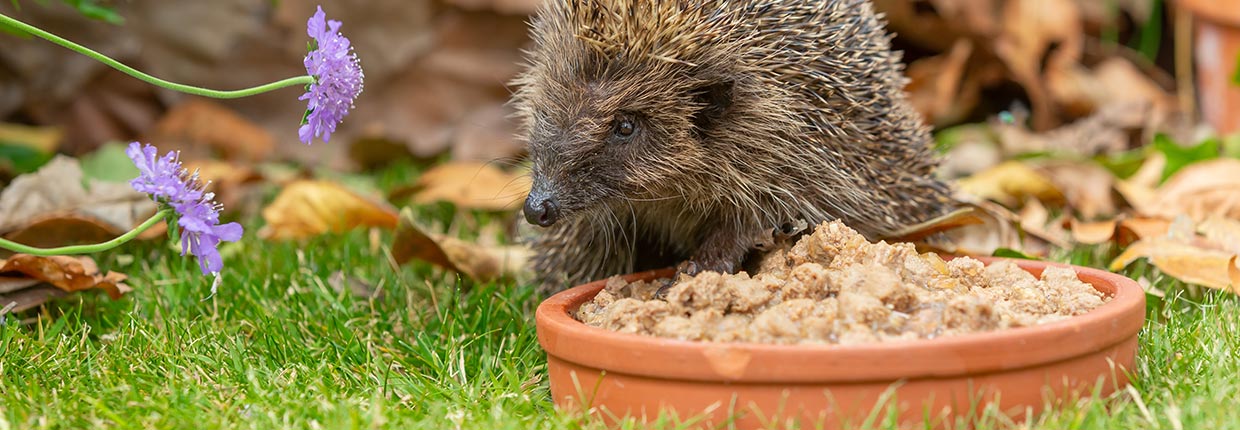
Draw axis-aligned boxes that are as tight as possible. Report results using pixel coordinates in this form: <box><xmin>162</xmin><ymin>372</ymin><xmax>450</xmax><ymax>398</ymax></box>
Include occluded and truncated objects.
<box><xmin>612</xmin><ymin>118</ymin><xmax>637</xmax><ymax>139</ymax></box>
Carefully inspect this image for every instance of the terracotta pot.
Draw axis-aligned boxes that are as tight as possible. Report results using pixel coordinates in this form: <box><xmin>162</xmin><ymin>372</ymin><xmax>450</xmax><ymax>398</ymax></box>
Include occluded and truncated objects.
<box><xmin>535</xmin><ymin>258</ymin><xmax>1146</xmax><ymax>429</ymax></box>
<box><xmin>1181</xmin><ymin>0</ymin><xmax>1240</xmax><ymax>134</ymax></box>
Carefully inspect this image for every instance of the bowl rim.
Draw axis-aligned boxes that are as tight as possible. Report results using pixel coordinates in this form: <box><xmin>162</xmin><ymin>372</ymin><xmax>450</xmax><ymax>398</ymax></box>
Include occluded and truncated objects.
<box><xmin>535</xmin><ymin>257</ymin><xmax>1147</xmax><ymax>383</ymax></box>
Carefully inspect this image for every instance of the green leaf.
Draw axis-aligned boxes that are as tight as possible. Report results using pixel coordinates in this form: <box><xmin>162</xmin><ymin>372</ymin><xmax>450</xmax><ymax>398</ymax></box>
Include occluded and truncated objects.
<box><xmin>1233</xmin><ymin>55</ymin><xmax>1240</xmax><ymax>86</ymax></box>
<box><xmin>1223</xmin><ymin>134</ymin><xmax>1240</xmax><ymax>159</ymax></box>
<box><xmin>992</xmin><ymin>248</ymin><xmax>1039</xmax><ymax>260</ymax></box>
<box><xmin>0</xmin><ymin>142</ymin><xmax>54</xmax><ymax>174</ymax></box>
<box><xmin>78</xmin><ymin>141</ymin><xmax>139</xmax><ymax>182</ymax></box>
<box><xmin>1153</xmin><ymin>134</ymin><xmax>1220</xmax><ymax>182</ymax></box>
<box><xmin>1096</xmin><ymin>147</ymin><xmax>1149</xmax><ymax>179</ymax></box>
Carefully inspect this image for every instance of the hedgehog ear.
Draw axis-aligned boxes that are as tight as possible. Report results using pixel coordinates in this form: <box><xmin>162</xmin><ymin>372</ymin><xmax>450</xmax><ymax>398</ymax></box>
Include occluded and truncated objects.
<box><xmin>690</xmin><ymin>80</ymin><xmax>733</xmax><ymax>136</ymax></box>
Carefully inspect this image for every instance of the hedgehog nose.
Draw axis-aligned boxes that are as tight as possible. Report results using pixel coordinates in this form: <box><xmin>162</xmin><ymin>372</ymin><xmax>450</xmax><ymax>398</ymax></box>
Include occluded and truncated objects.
<box><xmin>523</xmin><ymin>195</ymin><xmax>560</xmax><ymax>227</ymax></box>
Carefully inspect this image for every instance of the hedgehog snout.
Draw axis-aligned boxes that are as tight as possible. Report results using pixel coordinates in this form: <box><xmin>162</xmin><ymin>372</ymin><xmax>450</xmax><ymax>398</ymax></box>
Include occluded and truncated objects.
<box><xmin>523</xmin><ymin>185</ymin><xmax>561</xmax><ymax>227</ymax></box>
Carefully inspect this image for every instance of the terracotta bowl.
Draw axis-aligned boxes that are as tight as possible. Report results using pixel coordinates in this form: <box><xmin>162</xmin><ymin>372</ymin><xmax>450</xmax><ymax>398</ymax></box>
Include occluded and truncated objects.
<box><xmin>535</xmin><ymin>258</ymin><xmax>1146</xmax><ymax>429</ymax></box>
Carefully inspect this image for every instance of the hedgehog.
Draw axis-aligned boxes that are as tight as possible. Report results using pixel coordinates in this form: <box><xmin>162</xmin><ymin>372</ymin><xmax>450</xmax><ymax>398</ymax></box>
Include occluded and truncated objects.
<box><xmin>512</xmin><ymin>0</ymin><xmax>956</xmax><ymax>292</ymax></box>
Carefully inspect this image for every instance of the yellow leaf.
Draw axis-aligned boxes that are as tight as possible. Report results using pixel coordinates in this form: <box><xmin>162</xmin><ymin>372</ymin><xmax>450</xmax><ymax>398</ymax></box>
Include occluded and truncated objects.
<box><xmin>259</xmin><ymin>180</ymin><xmax>399</xmax><ymax>240</ymax></box>
<box><xmin>409</xmin><ymin>162</ymin><xmax>530</xmax><ymax>211</ymax></box>
<box><xmin>957</xmin><ymin>161</ymin><xmax>1064</xmax><ymax>207</ymax></box>
<box><xmin>1110</xmin><ymin>233</ymin><xmax>1239</xmax><ymax>294</ymax></box>
<box><xmin>1136</xmin><ymin>159</ymin><xmax>1240</xmax><ymax>222</ymax></box>
<box><xmin>391</xmin><ymin>208</ymin><xmax>530</xmax><ymax>282</ymax></box>
<box><xmin>1069</xmin><ymin>219</ymin><xmax>1117</xmax><ymax>245</ymax></box>
<box><xmin>0</xmin><ymin>123</ymin><xmax>62</xmax><ymax>153</ymax></box>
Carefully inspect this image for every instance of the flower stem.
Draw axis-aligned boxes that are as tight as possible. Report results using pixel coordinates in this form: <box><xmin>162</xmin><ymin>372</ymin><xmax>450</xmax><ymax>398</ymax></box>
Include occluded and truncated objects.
<box><xmin>0</xmin><ymin>210</ymin><xmax>170</xmax><ymax>256</ymax></box>
<box><xmin>0</xmin><ymin>13</ymin><xmax>314</xmax><ymax>99</ymax></box>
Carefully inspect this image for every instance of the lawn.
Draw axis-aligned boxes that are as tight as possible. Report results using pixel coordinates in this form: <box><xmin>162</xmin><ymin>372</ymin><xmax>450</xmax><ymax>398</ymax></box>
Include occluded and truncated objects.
<box><xmin>0</xmin><ymin>166</ymin><xmax>1237</xmax><ymax>430</ymax></box>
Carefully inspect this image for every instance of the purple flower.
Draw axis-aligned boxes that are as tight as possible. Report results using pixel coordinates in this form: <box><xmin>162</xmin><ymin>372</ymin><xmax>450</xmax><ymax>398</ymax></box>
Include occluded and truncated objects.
<box><xmin>127</xmin><ymin>143</ymin><xmax>201</xmax><ymax>203</ymax></box>
<box><xmin>299</xmin><ymin>5</ymin><xmax>364</xmax><ymax>145</ymax></box>
<box><xmin>126</xmin><ymin>142</ymin><xmax>244</xmax><ymax>275</ymax></box>
<box><xmin>174</xmin><ymin>199</ymin><xmax>244</xmax><ymax>274</ymax></box>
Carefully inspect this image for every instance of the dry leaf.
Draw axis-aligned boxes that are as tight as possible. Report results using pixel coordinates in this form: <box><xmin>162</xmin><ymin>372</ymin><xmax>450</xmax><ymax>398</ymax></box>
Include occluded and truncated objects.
<box><xmin>182</xmin><ymin>159</ymin><xmax>263</xmax><ymax>213</ymax></box>
<box><xmin>0</xmin><ymin>276</ymin><xmax>41</xmax><ymax>294</ymax></box>
<box><xmin>1070</xmin><ymin>219</ymin><xmax>1118</xmax><ymax>245</ymax></box>
<box><xmin>144</xmin><ymin>99</ymin><xmax>276</xmax><ymax>162</ymax></box>
<box><xmin>993</xmin><ymin>0</ymin><xmax>1083</xmax><ymax>130</ymax></box>
<box><xmin>391</xmin><ymin>208</ymin><xmax>530</xmax><ymax>282</ymax></box>
<box><xmin>259</xmin><ymin>180</ymin><xmax>399</xmax><ymax>240</ymax></box>
<box><xmin>957</xmin><ymin>160</ymin><xmax>1065</xmax><ymax>207</ymax></box>
<box><xmin>0</xmin><ymin>156</ymin><xmax>159</xmax><ymax>245</ymax></box>
<box><xmin>1126</xmin><ymin>159</ymin><xmax>1240</xmax><ymax>222</ymax></box>
<box><xmin>3</xmin><ymin>215</ymin><xmax>165</xmax><ymax>252</ymax></box>
<box><xmin>938</xmin><ymin>196</ymin><xmax>1054</xmax><ymax>256</ymax></box>
<box><xmin>1110</xmin><ymin>217</ymin><xmax>1240</xmax><ymax>294</ymax></box>
<box><xmin>0</xmin><ymin>286</ymin><xmax>68</xmax><ymax>316</ymax></box>
<box><xmin>885</xmin><ymin>207</ymin><xmax>984</xmax><ymax>242</ymax></box>
<box><xmin>407</xmin><ymin>161</ymin><xmax>530</xmax><ymax>212</ymax></box>
<box><xmin>1111</xmin><ymin>240</ymin><xmax>1238</xmax><ymax>294</ymax></box>
<box><xmin>0</xmin><ymin>123</ymin><xmax>62</xmax><ymax>154</ymax></box>
<box><xmin>906</xmin><ymin>39</ymin><xmax>977</xmax><ymax>126</ymax></box>
<box><xmin>0</xmin><ymin>254</ymin><xmax>132</xmax><ymax>299</ymax></box>
<box><xmin>1037</xmin><ymin>161</ymin><xmax>1117</xmax><ymax>219</ymax></box>
<box><xmin>1116</xmin><ymin>217</ymin><xmax>1172</xmax><ymax>247</ymax></box>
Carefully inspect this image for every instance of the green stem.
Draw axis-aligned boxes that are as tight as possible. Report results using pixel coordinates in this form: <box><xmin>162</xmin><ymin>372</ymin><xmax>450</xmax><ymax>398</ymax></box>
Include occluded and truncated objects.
<box><xmin>0</xmin><ymin>210</ymin><xmax>170</xmax><ymax>256</ymax></box>
<box><xmin>0</xmin><ymin>13</ymin><xmax>314</xmax><ymax>99</ymax></box>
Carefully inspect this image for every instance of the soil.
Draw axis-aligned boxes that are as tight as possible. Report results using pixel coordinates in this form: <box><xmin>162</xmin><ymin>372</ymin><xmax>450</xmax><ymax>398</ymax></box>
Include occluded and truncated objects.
<box><xmin>575</xmin><ymin>221</ymin><xmax>1110</xmax><ymax>345</ymax></box>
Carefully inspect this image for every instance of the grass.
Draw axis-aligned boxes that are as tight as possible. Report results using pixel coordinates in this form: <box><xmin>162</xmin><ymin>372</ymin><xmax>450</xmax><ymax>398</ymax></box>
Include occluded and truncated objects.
<box><xmin>0</xmin><ymin>167</ymin><xmax>1238</xmax><ymax>429</ymax></box>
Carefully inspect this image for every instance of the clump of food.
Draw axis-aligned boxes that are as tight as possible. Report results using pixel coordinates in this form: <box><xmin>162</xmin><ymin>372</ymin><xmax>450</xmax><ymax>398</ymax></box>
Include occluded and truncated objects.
<box><xmin>575</xmin><ymin>221</ymin><xmax>1109</xmax><ymax>345</ymax></box>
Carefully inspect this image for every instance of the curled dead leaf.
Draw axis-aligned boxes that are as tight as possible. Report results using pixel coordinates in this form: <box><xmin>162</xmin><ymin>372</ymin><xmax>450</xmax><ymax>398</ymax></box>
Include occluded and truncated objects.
<box><xmin>1116</xmin><ymin>217</ymin><xmax>1172</xmax><ymax>246</ymax></box>
<box><xmin>1229</xmin><ymin>256</ymin><xmax>1240</xmax><ymax>291</ymax></box>
<box><xmin>144</xmin><ymin>99</ymin><xmax>275</xmax><ymax>162</ymax></box>
<box><xmin>0</xmin><ymin>254</ymin><xmax>131</xmax><ymax>299</ymax></box>
<box><xmin>0</xmin><ymin>155</ymin><xmax>160</xmax><ymax>247</ymax></box>
<box><xmin>259</xmin><ymin>180</ymin><xmax>399</xmax><ymax>240</ymax></box>
<box><xmin>406</xmin><ymin>161</ymin><xmax>530</xmax><ymax>212</ymax></box>
<box><xmin>182</xmin><ymin>159</ymin><xmax>263</xmax><ymax>213</ymax></box>
<box><xmin>391</xmin><ymin>208</ymin><xmax>530</xmax><ymax>282</ymax></box>
<box><xmin>957</xmin><ymin>161</ymin><xmax>1065</xmax><ymax>207</ymax></box>
<box><xmin>2</xmin><ymin>214</ymin><xmax>166</xmax><ymax>252</ymax></box>
<box><xmin>884</xmin><ymin>207</ymin><xmax>984</xmax><ymax>242</ymax></box>
<box><xmin>906</xmin><ymin>39</ymin><xmax>977</xmax><ymax>126</ymax></box>
<box><xmin>1137</xmin><ymin>159</ymin><xmax>1240</xmax><ymax>222</ymax></box>
<box><xmin>1110</xmin><ymin>240</ymin><xmax>1238</xmax><ymax>294</ymax></box>
<box><xmin>937</xmin><ymin>196</ymin><xmax>1054</xmax><ymax>257</ymax></box>
<box><xmin>1069</xmin><ymin>219</ymin><xmax>1118</xmax><ymax>245</ymax></box>
<box><xmin>0</xmin><ymin>285</ymin><xmax>68</xmax><ymax>316</ymax></box>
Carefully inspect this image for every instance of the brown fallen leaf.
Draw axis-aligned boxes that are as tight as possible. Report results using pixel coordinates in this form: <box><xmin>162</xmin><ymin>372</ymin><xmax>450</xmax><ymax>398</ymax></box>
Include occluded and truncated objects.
<box><xmin>906</xmin><ymin>39</ymin><xmax>977</xmax><ymax>126</ymax></box>
<box><xmin>259</xmin><ymin>180</ymin><xmax>399</xmax><ymax>240</ymax></box>
<box><xmin>937</xmin><ymin>196</ymin><xmax>1055</xmax><ymax>257</ymax></box>
<box><xmin>884</xmin><ymin>207</ymin><xmax>984</xmax><ymax>242</ymax></box>
<box><xmin>0</xmin><ymin>286</ymin><xmax>68</xmax><ymax>316</ymax></box>
<box><xmin>1122</xmin><ymin>159</ymin><xmax>1240</xmax><ymax>222</ymax></box>
<box><xmin>0</xmin><ymin>155</ymin><xmax>160</xmax><ymax>247</ymax></box>
<box><xmin>0</xmin><ymin>254</ymin><xmax>132</xmax><ymax>299</ymax></box>
<box><xmin>182</xmin><ymin>159</ymin><xmax>264</xmax><ymax>214</ymax></box>
<box><xmin>3</xmin><ymin>215</ymin><xmax>166</xmax><ymax>252</ymax></box>
<box><xmin>1070</xmin><ymin>219</ymin><xmax>1118</xmax><ymax>245</ymax></box>
<box><xmin>1036</xmin><ymin>162</ymin><xmax>1117</xmax><ymax>219</ymax></box>
<box><xmin>143</xmin><ymin>99</ymin><xmax>275</xmax><ymax>162</ymax></box>
<box><xmin>1110</xmin><ymin>217</ymin><xmax>1240</xmax><ymax>294</ymax></box>
<box><xmin>1229</xmin><ymin>256</ymin><xmax>1240</xmax><ymax>290</ymax></box>
<box><xmin>1115</xmin><ymin>217</ymin><xmax>1172</xmax><ymax>247</ymax></box>
<box><xmin>957</xmin><ymin>160</ymin><xmax>1065</xmax><ymax>208</ymax></box>
<box><xmin>993</xmin><ymin>0</ymin><xmax>1083</xmax><ymax>130</ymax></box>
<box><xmin>0</xmin><ymin>276</ymin><xmax>41</xmax><ymax>294</ymax></box>
<box><xmin>391</xmin><ymin>208</ymin><xmax>530</xmax><ymax>282</ymax></box>
<box><xmin>405</xmin><ymin>161</ymin><xmax>530</xmax><ymax>212</ymax></box>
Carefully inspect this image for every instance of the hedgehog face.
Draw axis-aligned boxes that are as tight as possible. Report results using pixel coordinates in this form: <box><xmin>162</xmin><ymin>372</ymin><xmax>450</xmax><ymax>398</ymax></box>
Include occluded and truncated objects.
<box><xmin>519</xmin><ymin>61</ymin><xmax>735</xmax><ymax>228</ymax></box>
